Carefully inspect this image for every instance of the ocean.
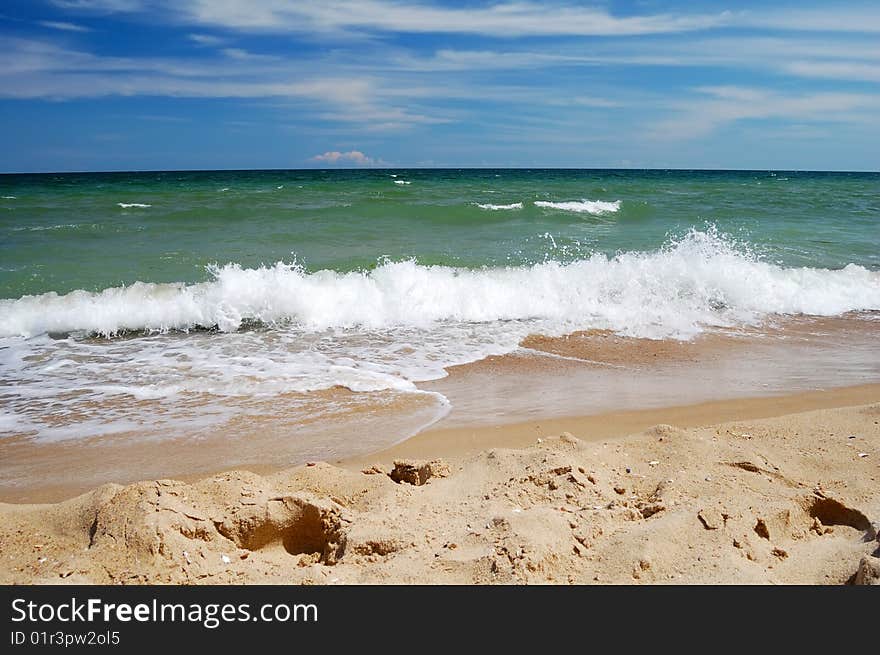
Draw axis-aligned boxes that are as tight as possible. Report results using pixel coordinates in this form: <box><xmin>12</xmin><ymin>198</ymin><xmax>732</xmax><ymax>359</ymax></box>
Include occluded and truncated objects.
<box><xmin>1</xmin><ymin>168</ymin><xmax>879</xmax><ymax>491</ymax></box>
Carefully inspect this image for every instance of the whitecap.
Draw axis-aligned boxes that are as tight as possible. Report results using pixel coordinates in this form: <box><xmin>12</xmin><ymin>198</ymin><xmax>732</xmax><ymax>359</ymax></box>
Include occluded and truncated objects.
<box><xmin>534</xmin><ymin>199</ymin><xmax>620</xmax><ymax>215</ymax></box>
<box><xmin>475</xmin><ymin>202</ymin><xmax>523</xmax><ymax>210</ymax></box>
<box><xmin>3</xmin><ymin>227</ymin><xmax>877</xmax><ymax>342</ymax></box>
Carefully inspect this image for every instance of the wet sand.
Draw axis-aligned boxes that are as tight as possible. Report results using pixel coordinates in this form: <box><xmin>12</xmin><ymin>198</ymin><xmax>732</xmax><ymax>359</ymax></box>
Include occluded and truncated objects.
<box><xmin>344</xmin><ymin>384</ymin><xmax>880</xmax><ymax>471</ymax></box>
<box><xmin>1</xmin><ymin>314</ymin><xmax>878</xmax><ymax>503</ymax></box>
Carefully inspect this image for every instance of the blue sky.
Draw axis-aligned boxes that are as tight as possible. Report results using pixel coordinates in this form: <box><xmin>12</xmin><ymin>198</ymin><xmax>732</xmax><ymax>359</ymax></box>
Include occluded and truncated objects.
<box><xmin>1</xmin><ymin>1</ymin><xmax>879</xmax><ymax>172</ymax></box>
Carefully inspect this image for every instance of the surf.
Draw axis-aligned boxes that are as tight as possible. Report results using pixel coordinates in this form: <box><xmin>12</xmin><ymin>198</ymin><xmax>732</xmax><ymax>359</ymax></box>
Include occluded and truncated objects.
<box><xmin>2</xmin><ymin>228</ymin><xmax>878</xmax><ymax>341</ymax></box>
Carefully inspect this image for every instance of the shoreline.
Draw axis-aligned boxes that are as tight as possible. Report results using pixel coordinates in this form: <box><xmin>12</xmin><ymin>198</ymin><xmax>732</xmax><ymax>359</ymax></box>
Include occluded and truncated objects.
<box><xmin>1</xmin><ymin>382</ymin><xmax>877</xmax><ymax>505</ymax></box>
<box><xmin>2</xmin><ymin>314</ymin><xmax>878</xmax><ymax>504</ymax></box>
<box><xmin>341</xmin><ymin>383</ymin><xmax>880</xmax><ymax>472</ymax></box>
<box><xmin>1</xmin><ymin>393</ymin><xmax>877</xmax><ymax>584</ymax></box>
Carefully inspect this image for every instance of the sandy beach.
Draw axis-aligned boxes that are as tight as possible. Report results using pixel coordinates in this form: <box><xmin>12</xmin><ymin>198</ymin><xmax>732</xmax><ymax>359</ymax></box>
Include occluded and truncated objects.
<box><xmin>3</xmin><ymin>0</ymin><xmax>880</xmax><ymax>609</ymax></box>
<box><xmin>2</xmin><ymin>384</ymin><xmax>878</xmax><ymax>585</ymax></box>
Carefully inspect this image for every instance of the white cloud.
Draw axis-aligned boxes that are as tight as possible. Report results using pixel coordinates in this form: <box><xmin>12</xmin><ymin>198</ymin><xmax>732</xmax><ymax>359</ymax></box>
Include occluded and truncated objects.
<box><xmin>782</xmin><ymin>60</ymin><xmax>880</xmax><ymax>83</ymax></box>
<box><xmin>309</xmin><ymin>150</ymin><xmax>378</xmax><ymax>165</ymax></box>
<box><xmin>187</xmin><ymin>33</ymin><xmax>225</xmax><ymax>46</ymax></box>
<box><xmin>738</xmin><ymin>7</ymin><xmax>880</xmax><ymax>33</ymax></box>
<box><xmin>175</xmin><ymin>1</ymin><xmax>727</xmax><ymax>36</ymax></box>
<box><xmin>220</xmin><ymin>48</ymin><xmax>278</xmax><ymax>61</ymax></box>
<box><xmin>51</xmin><ymin>0</ymin><xmax>144</xmax><ymax>10</ymax></box>
<box><xmin>396</xmin><ymin>32</ymin><xmax>880</xmax><ymax>84</ymax></box>
<box><xmin>38</xmin><ymin>21</ymin><xmax>92</xmax><ymax>32</ymax></box>
<box><xmin>0</xmin><ymin>38</ymin><xmax>446</xmax><ymax>130</ymax></box>
<box><xmin>48</xmin><ymin>1</ymin><xmax>880</xmax><ymax>36</ymax></box>
<box><xmin>650</xmin><ymin>86</ymin><xmax>880</xmax><ymax>140</ymax></box>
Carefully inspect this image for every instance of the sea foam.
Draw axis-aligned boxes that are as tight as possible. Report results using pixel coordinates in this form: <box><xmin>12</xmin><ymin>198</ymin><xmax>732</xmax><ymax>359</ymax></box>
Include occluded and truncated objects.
<box><xmin>476</xmin><ymin>202</ymin><xmax>523</xmax><ymax>210</ymax></box>
<box><xmin>2</xmin><ymin>228</ymin><xmax>878</xmax><ymax>341</ymax></box>
<box><xmin>535</xmin><ymin>199</ymin><xmax>620</xmax><ymax>214</ymax></box>
<box><xmin>117</xmin><ymin>202</ymin><xmax>152</xmax><ymax>208</ymax></box>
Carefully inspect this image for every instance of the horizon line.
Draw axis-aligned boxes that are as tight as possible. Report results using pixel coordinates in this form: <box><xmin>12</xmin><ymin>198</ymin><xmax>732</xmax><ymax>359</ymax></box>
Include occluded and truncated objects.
<box><xmin>2</xmin><ymin>166</ymin><xmax>879</xmax><ymax>176</ymax></box>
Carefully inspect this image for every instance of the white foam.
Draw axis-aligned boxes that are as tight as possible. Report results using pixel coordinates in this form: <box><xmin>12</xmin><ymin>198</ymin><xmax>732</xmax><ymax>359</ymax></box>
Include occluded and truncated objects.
<box><xmin>117</xmin><ymin>202</ymin><xmax>152</xmax><ymax>208</ymax></box>
<box><xmin>535</xmin><ymin>199</ymin><xmax>620</xmax><ymax>215</ymax></box>
<box><xmin>2</xmin><ymin>228</ymin><xmax>878</xmax><ymax>341</ymax></box>
<box><xmin>3</xmin><ymin>227</ymin><xmax>879</xmax><ymax>444</ymax></box>
<box><xmin>476</xmin><ymin>202</ymin><xmax>523</xmax><ymax>210</ymax></box>
<box><xmin>2</xmin><ymin>196</ymin><xmax>16</xmax><ymax>199</ymax></box>
<box><xmin>12</xmin><ymin>224</ymin><xmax>82</xmax><ymax>232</ymax></box>
<box><xmin>394</xmin><ymin>180</ymin><xmax>411</xmax><ymax>185</ymax></box>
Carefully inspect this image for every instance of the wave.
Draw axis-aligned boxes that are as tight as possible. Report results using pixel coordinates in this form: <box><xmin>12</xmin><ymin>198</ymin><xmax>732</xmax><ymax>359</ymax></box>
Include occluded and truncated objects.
<box><xmin>117</xmin><ymin>202</ymin><xmax>152</xmax><ymax>208</ymax></box>
<box><xmin>476</xmin><ymin>202</ymin><xmax>523</xmax><ymax>210</ymax></box>
<box><xmin>2</xmin><ymin>196</ymin><xmax>16</xmax><ymax>199</ymax></box>
<box><xmin>2</xmin><ymin>228</ymin><xmax>878</xmax><ymax>341</ymax></box>
<box><xmin>535</xmin><ymin>199</ymin><xmax>620</xmax><ymax>215</ymax></box>
<box><xmin>12</xmin><ymin>223</ymin><xmax>83</xmax><ymax>232</ymax></box>
<box><xmin>393</xmin><ymin>180</ymin><xmax>411</xmax><ymax>185</ymax></box>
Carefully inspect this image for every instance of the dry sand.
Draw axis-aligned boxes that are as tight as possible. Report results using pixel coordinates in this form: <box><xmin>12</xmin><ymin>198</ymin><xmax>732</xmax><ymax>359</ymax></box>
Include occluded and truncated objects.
<box><xmin>2</xmin><ymin>393</ymin><xmax>878</xmax><ymax>585</ymax></box>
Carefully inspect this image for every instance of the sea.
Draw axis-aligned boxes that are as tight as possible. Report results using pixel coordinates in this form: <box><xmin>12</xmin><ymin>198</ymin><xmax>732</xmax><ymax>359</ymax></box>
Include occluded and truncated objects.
<box><xmin>1</xmin><ymin>168</ymin><xmax>878</xmax><ymax>493</ymax></box>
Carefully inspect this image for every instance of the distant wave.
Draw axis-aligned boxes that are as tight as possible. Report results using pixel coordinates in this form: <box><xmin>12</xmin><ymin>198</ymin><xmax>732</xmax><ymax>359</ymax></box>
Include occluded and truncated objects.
<box><xmin>2</xmin><ymin>196</ymin><xmax>16</xmax><ymax>200</ymax></box>
<box><xmin>3</xmin><ymin>228</ymin><xmax>878</xmax><ymax>341</ymax></box>
<box><xmin>13</xmin><ymin>223</ymin><xmax>82</xmax><ymax>232</ymax></box>
<box><xmin>117</xmin><ymin>202</ymin><xmax>152</xmax><ymax>208</ymax></box>
<box><xmin>535</xmin><ymin>199</ymin><xmax>620</xmax><ymax>215</ymax></box>
<box><xmin>393</xmin><ymin>180</ymin><xmax>411</xmax><ymax>185</ymax></box>
<box><xmin>476</xmin><ymin>202</ymin><xmax>523</xmax><ymax>210</ymax></box>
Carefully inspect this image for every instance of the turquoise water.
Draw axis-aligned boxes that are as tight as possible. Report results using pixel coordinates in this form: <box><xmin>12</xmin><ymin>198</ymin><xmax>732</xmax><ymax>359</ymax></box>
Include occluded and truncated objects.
<box><xmin>0</xmin><ymin>169</ymin><xmax>878</xmax><ymax>454</ymax></box>
<box><xmin>1</xmin><ymin>169</ymin><xmax>878</xmax><ymax>299</ymax></box>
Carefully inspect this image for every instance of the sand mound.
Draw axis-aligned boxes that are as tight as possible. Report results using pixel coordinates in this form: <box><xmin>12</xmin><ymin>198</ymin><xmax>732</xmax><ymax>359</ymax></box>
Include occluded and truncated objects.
<box><xmin>1</xmin><ymin>404</ymin><xmax>877</xmax><ymax>584</ymax></box>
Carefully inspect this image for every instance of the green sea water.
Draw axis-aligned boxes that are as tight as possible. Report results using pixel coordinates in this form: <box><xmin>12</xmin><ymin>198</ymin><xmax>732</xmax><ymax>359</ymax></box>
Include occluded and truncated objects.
<box><xmin>2</xmin><ymin>168</ymin><xmax>878</xmax><ymax>299</ymax></box>
<box><xmin>1</xmin><ymin>168</ymin><xmax>878</xmax><ymax>457</ymax></box>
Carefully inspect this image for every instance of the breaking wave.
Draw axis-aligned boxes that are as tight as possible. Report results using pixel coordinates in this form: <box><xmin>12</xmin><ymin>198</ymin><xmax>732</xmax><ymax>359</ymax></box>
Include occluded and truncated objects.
<box><xmin>534</xmin><ymin>199</ymin><xmax>621</xmax><ymax>214</ymax></box>
<box><xmin>2</xmin><ymin>228</ymin><xmax>878</xmax><ymax>341</ymax></box>
<box><xmin>476</xmin><ymin>202</ymin><xmax>523</xmax><ymax>210</ymax></box>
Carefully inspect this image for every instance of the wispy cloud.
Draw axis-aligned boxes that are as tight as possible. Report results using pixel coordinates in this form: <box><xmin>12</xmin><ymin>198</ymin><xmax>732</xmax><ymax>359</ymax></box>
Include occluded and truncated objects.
<box><xmin>47</xmin><ymin>1</ymin><xmax>880</xmax><ymax>36</ymax></box>
<box><xmin>38</xmin><ymin>21</ymin><xmax>92</xmax><ymax>32</ymax></box>
<box><xmin>51</xmin><ymin>0</ymin><xmax>143</xmax><ymax>11</ymax></box>
<box><xmin>650</xmin><ymin>86</ymin><xmax>880</xmax><ymax>140</ymax></box>
<box><xmin>220</xmin><ymin>48</ymin><xmax>277</xmax><ymax>61</ymax></box>
<box><xmin>187</xmin><ymin>33</ymin><xmax>224</xmax><ymax>46</ymax></box>
<box><xmin>782</xmin><ymin>60</ymin><xmax>880</xmax><ymax>83</ymax></box>
<box><xmin>738</xmin><ymin>7</ymin><xmax>880</xmax><ymax>33</ymax></box>
<box><xmin>0</xmin><ymin>38</ymin><xmax>447</xmax><ymax>131</ymax></box>
<box><xmin>172</xmin><ymin>1</ymin><xmax>727</xmax><ymax>36</ymax></box>
<box><xmin>393</xmin><ymin>32</ymin><xmax>880</xmax><ymax>85</ymax></box>
<box><xmin>391</xmin><ymin>49</ymin><xmax>604</xmax><ymax>72</ymax></box>
<box><xmin>309</xmin><ymin>150</ymin><xmax>380</xmax><ymax>165</ymax></box>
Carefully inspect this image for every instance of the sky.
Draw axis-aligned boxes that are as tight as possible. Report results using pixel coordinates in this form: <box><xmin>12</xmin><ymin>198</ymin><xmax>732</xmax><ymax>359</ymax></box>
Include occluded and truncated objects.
<box><xmin>1</xmin><ymin>1</ymin><xmax>879</xmax><ymax>172</ymax></box>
